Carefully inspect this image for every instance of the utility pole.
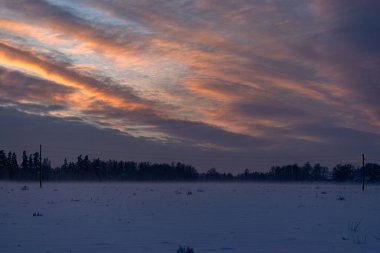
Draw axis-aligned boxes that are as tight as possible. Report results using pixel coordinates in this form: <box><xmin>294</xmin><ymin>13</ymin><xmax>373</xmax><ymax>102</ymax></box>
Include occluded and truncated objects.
<box><xmin>362</xmin><ymin>153</ymin><xmax>365</xmax><ymax>191</ymax></box>
<box><xmin>39</xmin><ymin>144</ymin><xmax>42</xmax><ymax>188</ymax></box>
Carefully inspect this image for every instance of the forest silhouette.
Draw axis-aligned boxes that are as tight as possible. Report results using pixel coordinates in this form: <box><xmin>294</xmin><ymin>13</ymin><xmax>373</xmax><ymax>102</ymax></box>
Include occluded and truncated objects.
<box><xmin>0</xmin><ymin>149</ymin><xmax>379</xmax><ymax>182</ymax></box>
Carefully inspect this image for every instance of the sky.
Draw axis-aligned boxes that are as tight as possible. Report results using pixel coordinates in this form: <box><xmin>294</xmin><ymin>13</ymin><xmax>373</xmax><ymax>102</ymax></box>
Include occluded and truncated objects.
<box><xmin>0</xmin><ymin>0</ymin><xmax>380</xmax><ymax>172</ymax></box>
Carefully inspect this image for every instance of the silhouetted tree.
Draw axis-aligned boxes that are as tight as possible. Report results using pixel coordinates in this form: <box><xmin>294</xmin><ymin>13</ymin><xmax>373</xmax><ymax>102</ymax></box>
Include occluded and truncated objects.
<box><xmin>310</xmin><ymin>163</ymin><xmax>329</xmax><ymax>181</ymax></box>
<box><xmin>42</xmin><ymin>158</ymin><xmax>51</xmax><ymax>180</ymax></box>
<box><xmin>364</xmin><ymin>163</ymin><xmax>380</xmax><ymax>182</ymax></box>
<box><xmin>333</xmin><ymin>164</ymin><xmax>354</xmax><ymax>181</ymax></box>
<box><xmin>0</xmin><ymin>150</ymin><xmax>7</xmax><ymax>179</ymax></box>
<box><xmin>28</xmin><ymin>154</ymin><xmax>33</xmax><ymax>170</ymax></box>
<box><xmin>205</xmin><ymin>168</ymin><xmax>220</xmax><ymax>180</ymax></box>
<box><xmin>7</xmin><ymin>152</ymin><xmax>19</xmax><ymax>179</ymax></box>
<box><xmin>21</xmin><ymin>151</ymin><xmax>28</xmax><ymax>170</ymax></box>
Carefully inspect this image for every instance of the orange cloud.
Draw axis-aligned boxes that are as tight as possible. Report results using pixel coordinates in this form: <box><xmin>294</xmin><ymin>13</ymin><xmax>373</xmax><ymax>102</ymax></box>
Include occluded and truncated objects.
<box><xmin>0</xmin><ymin>18</ymin><xmax>69</xmax><ymax>46</ymax></box>
<box><xmin>0</xmin><ymin>42</ymin><xmax>144</xmax><ymax>110</ymax></box>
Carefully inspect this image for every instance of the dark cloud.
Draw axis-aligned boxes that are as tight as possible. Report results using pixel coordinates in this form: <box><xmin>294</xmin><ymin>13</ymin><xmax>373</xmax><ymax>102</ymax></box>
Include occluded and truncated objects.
<box><xmin>232</xmin><ymin>101</ymin><xmax>309</xmax><ymax>121</ymax></box>
<box><xmin>316</xmin><ymin>0</ymin><xmax>380</xmax><ymax>54</ymax></box>
<box><xmin>80</xmin><ymin>101</ymin><xmax>269</xmax><ymax>151</ymax></box>
<box><xmin>147</xmin><ymin>117</ymin><xmax>270</xmax><ymax>150</ymax></box>
<box><xmin>0</xmin><ymin>99</ymin><xmax>65</xmax><ymax>114</ymax></box>
<box><xmin>0</xmin><ymin>67</ymin><xmax>74</xmax><ymax>101</ymax></box>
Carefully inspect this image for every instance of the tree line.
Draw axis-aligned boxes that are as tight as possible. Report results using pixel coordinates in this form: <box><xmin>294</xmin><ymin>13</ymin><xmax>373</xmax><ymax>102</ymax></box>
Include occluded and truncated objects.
<box><xmin>0</xmin><ymin>150</ymin><xmax>379</xmax><ymax>182</ymax></box>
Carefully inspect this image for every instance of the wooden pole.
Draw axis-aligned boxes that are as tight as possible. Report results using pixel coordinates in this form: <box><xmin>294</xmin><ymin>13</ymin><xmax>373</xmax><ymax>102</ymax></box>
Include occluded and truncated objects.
<box><xmin>39</xmin><ymin>144</ymin><xmax>42</xmax><ymax>188</ymax></box>
<box><xmin>362</xmin><ymin>154</ymin><xmax>365</xmax><ymax>191</ymax></box>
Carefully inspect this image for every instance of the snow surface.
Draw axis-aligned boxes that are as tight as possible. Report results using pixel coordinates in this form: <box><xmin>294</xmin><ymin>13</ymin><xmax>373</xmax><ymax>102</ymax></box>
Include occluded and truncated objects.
<box><xmin>0</xmin><ymin>182</ymin><xmax>379</xmax><ymax>253</ymax></box>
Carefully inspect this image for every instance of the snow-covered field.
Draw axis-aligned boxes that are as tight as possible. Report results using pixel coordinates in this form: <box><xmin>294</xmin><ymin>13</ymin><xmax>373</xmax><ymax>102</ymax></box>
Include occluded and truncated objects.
<box><xmin>0</xmin><ymin>182</ymin><xmax>379</xmax><ymax>253</ymax></box>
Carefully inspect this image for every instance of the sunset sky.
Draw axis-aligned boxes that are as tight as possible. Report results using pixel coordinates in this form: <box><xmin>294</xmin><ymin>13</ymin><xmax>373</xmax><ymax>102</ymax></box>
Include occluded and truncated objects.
<box><xmin>1</xmin><ymin>0</ymin><xmax>379</xmax><ymax>171</ymax></box>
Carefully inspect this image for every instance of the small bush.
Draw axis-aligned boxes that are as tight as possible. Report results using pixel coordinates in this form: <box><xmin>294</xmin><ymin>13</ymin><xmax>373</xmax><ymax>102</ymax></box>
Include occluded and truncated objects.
<box><xmin>348</xmin><ymin>220</ymin><xmax>362</xmax><ymax>232</ymax></box>
<box><xmin>177</xmin><ymin>245</ymin><xmax>195</xmax><ymax>253</ymax></box>
<box><xmin>21</xmin><ymin>186</ymin><xmax>29</xmax><ymax>191</ymax></box>
<box><xmin>337</xmin><ymin>195</ymin><xmax>346</xmax><ymax>201</ymax></box>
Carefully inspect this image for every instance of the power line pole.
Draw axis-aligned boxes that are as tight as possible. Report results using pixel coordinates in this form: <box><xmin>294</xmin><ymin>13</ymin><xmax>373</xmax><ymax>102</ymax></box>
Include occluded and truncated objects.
<box><xmin>362</xmin><ymin>153</ymin><xmax>365</xmax><ymax>191</ymax></box>
<box><xmin>40</xmin><ymin>144</ymin><xmax>42</xmax><ymax>188</ymax></box>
